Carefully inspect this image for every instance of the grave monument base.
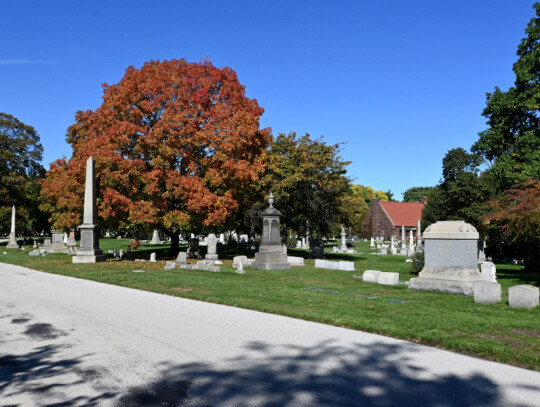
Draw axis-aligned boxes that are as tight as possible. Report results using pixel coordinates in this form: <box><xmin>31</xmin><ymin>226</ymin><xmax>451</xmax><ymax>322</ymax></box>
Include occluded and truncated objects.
<box><xmin>251</xmin><ymin>252</ymin><xmax>291</xmax><ymax>270</ymax></box>
<box><xmin>6</xmin><ymin>232</ymin><xmax>19</xmax><ymax>249</ymax></box>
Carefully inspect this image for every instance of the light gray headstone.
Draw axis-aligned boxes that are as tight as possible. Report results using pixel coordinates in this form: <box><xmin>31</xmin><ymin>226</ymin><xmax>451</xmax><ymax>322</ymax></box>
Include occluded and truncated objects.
<box><xmin>362</xmin><ymin>270</ymin><xmax>381</xmax><ymax>283</ymax></box>
<box><xmin>150</xmin><ymin>253</ymin><xmax>156</xmax><ymax>262</ymax></box>
<box><xmin>287</xmin><ymin>256</ymin><xmax>305</xmax><ymax>266</ymax></box>
<box><xmin>176</xmin><ymin>252</ymin><xmax>187</xmax><ymax>265</ymax></box>
<box><xmin>509</xmin><ymin>285</ymin><xmax>539</xmax><ymax>309</ymax></box>
<box><xmin>164</xmin><ymin>261</ymin><xmax>176</xmax><ymax>270</ymax></box>
<box><xmin>480</xmin><ymin>261</ymin><xmax>497</xmax><ymax>283</ymax></box>
<box><xmin>233</xmin><ymin>255</ymin><xmax>248</xmax><ymax>267</ymax></box>
<box><xmin>378</xmin><ymin>272</ymin><xmax>399</xmax><ymax>285</ymax></box>
<box><xmin>474</xmin><ymin>281</ymin><xmax>501</xmax><ymax>304</ymax></box>
<box><xmin>235</xmin><ymin>263</ymin><xmax>246</xmax><ymax>274</ymax></box>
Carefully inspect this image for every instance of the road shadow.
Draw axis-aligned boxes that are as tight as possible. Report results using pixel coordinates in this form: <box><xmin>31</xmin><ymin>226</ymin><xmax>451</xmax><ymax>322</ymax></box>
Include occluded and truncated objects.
<box><xmin>118</xmin><ymin>339</ymin><xmax>519</xmax><ymax>407</ymax></box>
<box><xmin>0</xmin><ymin>344</ymin><xmax>116</xmax><ymax>406</ymax></box>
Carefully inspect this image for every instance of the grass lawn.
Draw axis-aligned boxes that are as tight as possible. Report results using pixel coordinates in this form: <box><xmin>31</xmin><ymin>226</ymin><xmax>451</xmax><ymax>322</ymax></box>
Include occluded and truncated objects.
<box><xmin>1</xmin><ymin>238</ymin><xmax>539</xmax><ymax>371</ymax></box>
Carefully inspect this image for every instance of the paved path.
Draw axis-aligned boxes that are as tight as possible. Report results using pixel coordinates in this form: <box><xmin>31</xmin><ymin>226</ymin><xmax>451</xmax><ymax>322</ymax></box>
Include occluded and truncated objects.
<box><xmin>1</xmin><ymin>262</ymin><xmax>539</xmax><ymax>406</ymax></box>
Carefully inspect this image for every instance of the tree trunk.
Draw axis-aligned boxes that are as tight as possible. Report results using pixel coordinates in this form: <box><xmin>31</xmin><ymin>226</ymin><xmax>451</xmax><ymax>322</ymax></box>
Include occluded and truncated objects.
<box><xmin>169</xmin><ymin>229</ymin><xmax>180</xmax><ymax>256</ymax></box>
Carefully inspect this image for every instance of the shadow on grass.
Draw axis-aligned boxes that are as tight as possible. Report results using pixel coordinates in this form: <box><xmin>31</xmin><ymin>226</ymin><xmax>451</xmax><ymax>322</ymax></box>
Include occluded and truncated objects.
<box><xmin>118</xmin><ymin>340</ymin><xmax>513</xmax><ymax>407</ymax></box>
<box><xmin>493</xmin><ymin>263</ymin><xmax>540</xmax><ymax>286</ymax></box>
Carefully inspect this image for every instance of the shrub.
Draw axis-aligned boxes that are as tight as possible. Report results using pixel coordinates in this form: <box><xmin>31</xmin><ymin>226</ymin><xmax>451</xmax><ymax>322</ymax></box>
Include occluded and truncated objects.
<box><xmin>410</xmin><ymin>250</ymin><xmax>424</xmax><ymax>275</ymax></box>
<box><xmin>127</xmin><ymin>240</ymin><xmax>141</xmax><ymax>250</ymax></box>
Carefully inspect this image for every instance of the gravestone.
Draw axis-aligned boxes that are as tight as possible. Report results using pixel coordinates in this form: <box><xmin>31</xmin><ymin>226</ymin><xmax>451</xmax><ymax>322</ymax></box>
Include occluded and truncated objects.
<box><xmin>480</xmin><ymin>261</ymin><xmax>497</xmax><ymax>283</ymax></box>
<box><xmin>252</xmin><ymin>193</ymin><xmax>291</xmax><ymax>270</ymax></box>
<box><xmin>176</xmin><ymin>252</ymin><xmax>187</xmax><ymax>266</ymax></box>
<box><xmin>43</xmin><ymin>237</ymin><xmax>52</xmax><ymax>251</ymax></box>
<box><xmin>380</xmin><ymin>248</ymin><xmax>388</xmax><ymax>256</ymax></box>
<box><xmin>308</xmin><ymin>238</ymin><xmax>325</xmax><ymax>259</ymax></box>
<box><xmin>235</xmin><ymin>263</ymin><xmax>246</xmax><ymax>274</ymax></box>
<box><xmin>508</xmin><ymin>285</ymin><xmax>539</xmax><ymax>309</ymax></box>
<box><xmin>314</xmin><ymin>259</ymin><xmax>354</xmax><ymax>271</ymax></box>
<box><xmin>150</xmin><ymin>229</ymin><xmax>162</xmax><ymax>245</ymax></box>
<box><xmin>205</xmin><ymin>233</ymin><xmax>219</xmax><ymax>260</ymax></box>
<box><xmin>401</xmin><ymin>226</ymin><xmax>406</xmax><ymax>250</ymax></box>
<box><xmin>474</xmin><ymin>282</ymin><xmax>501</xmax><ymax>304</ymax></box>
<box><xmin>67</xmin><ymin>230</ymin><xmax>77</xmax><ymax>247</ymax></box>
<box><xmin>378</xmin><ymin>272</ymin><xmax>399</xmax><ymax>286</ymax></box>
<box><xmin>287</xmin><ymin>256</ymin><xmax>305</xmax><ymax>266</ymax></box>
<box><xmin>187</xmin><ymin>238</ymin><xmax>202</xmax><ymax>259</ymax></box>
<box><xmin>73</xmin><ymin>157</ymin><xmax>106</xmax><ymax>263</ymax></box>
<box><xmin>50</xmin><ymin>230</ymin><xmax>68</xmax><ymax>254</ymax></box>
<box><xmin>370</xmin><ymin>237</ymin><xmax>375</xmax><ymax>249</ymax></box>
<box><xmin>164</xmin><ymin>261</ymin><xmax>176</xmax><ymax>270</ymax></box>
<box><xmin>362</xmin><ymin>270</ymin><xmax>381</xmax><ymax>283</ymax></box>
<box><xmin>408</xmin><ymin>220</ymin><xmax>482</xmax><ymax>295</ymax></box>
<box><xmin>6</xmin><ymin>206</ymin><xmax>19</xmax><ymax>249</ymax></box>
<box><xmin>150</xmin><ymin>253</ymin><xmax>156</xmax><ymax>262</ymax></box>
<box><xmin>416</xmin><ymin>219</ymin><xmax>422</xmax><ymax>249</ymax></box>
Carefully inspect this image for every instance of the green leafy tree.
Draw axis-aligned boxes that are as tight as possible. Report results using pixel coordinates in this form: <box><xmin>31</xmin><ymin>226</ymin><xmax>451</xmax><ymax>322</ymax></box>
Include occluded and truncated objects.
<box><xmin>338</xmin><ymin>184</ymin><xmax>388</xmax><ymax>235</ymax></box>
<box><xmin>263</xmin><ymin>132</ymin><xmax>351</xmax><ymax>237</ymax></box>
<box><xmin>421</xmin><ymin>148</ymin><xmax>492</xmax><ymax>231</ymax></box>
<box><xmin>402</xmin><ymin>186</ymin><xmax>435</xmax><ymax>203</ymax></box>
<box><xmin>0</xmin><ymin>113</ymin><xmax>46</xmax><ymax>235</ymax></box>
<box><xmin>472</xmin><ymin>3</ymin><xmax>540</xmax><ymax>190</ymax></box>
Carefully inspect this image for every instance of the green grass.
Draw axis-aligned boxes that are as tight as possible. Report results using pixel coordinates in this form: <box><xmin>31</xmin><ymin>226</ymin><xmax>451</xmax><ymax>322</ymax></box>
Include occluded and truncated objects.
<box><xmin>2</xmin><ymin>239</ymin><xmax>539</xmax><ymax>371</ymax></box>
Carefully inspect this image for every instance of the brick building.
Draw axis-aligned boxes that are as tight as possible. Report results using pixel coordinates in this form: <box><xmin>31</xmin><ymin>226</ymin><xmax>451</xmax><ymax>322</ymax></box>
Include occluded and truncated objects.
<box><xmin>362</xmin><ymin>199</ymin><xmax>424</xmax><ymax>240</ymax></box>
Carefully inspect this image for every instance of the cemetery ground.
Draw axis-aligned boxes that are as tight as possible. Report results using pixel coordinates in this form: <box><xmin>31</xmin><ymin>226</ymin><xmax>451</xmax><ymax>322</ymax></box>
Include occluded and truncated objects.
<box><xmin>1</xmin><ymin>239</ymin><xmax>539</xmax><ymax>371</ymax></box>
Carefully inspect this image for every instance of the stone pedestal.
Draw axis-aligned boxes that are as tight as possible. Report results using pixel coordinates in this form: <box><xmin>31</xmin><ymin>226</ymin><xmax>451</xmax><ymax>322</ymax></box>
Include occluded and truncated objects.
<box><xmin>252</xmin><ymin>193</ymin><xmax>290</xmax><ymax>270</ymax></box>
<box><xmin>150</xmin><ymin>229</ymin><xmax>162</xmax><ymax>245</ymax></box>
<box><xmin>409</xmin><ymin>220</ymin><xmax>482</xmax><ymax>295</ymax></box>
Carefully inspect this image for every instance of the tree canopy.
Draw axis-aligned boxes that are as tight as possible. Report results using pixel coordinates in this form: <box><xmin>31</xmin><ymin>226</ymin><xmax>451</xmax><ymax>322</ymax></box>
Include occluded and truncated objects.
<box><xmin>338</xmin><ymin>184</ymin><xmax>388</xmax><ymax>233</ymax></box>
<box><xmin>40</xmin><ymin>59</ymin><xmax>271</xmax><ymax>251</ymax></box>
<box><xmin>262</xmin><ymin>132</ymin><xmax>350</xmax><ymax>237</ymax></box>
<box><xmin>402</xmin><ymin>186</ymin><xmax>435</xmax><ymax>203</ymax></box>
<box><xmin>0</xmin><ymin>113</ymin><xmax>46</xmax><ymax>234</ymax></box>
<box><xmin>472</xmin><ymin>3</ymin><xmax>540</xmax><ymax>190</ymax></box>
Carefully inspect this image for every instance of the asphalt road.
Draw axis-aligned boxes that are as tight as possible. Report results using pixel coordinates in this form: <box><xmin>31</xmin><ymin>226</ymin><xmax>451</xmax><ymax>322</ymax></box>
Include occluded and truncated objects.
<box><xmin>1</xmin><ymin>262</ymin><xmax>539</xmax><ymax>407</ymax></box>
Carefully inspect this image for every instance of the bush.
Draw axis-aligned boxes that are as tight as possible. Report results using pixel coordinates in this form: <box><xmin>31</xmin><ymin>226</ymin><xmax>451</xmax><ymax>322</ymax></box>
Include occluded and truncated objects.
<box><xmin>127</xmin><ymin>240</ymin><xmax>141</xmax><ymax>250</ymax></box>
<box><xmin>410</xmin><ymin>250</ymin><xmax>424</xmax><ymax>275</ymax></box>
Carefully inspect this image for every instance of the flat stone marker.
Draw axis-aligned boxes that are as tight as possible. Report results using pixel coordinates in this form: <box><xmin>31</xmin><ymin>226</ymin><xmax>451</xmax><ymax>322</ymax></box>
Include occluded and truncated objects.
<box><xmin>29</xmin><ymin>250</ymin><xmax>40</xmax><ymax>257</ymax></box>
<box><xmin>378</xmin><ymin>272</ymin><xmax>399</xmax><ymax>286</ymax></box>
<box><xmin>509</xmin><ymin>285</ymin><xmax>539</xmax><ymax>309</ymax></box>
<box><xmin>362</xmin><ymin>270</ymin><xmax>381</xmax><ymax>283</ymax></box>
<box><xmin>164</xmin><ymin>261</ymin><xmax>176</xmax><ymax>270</ymax></box>
<box><xmin>314</xmin><ymin>259</ymin><xmax>354</xmax><ymax>271</ymax></box>
<box><xmin>132</xmin><ymin>270</ymin><xmax>145</xmax><ymax>273</ymax></box>
<box><xmin>474</xmin><ymin>281</ymin><xmax>502</xmax><ymax>304</ymax></box>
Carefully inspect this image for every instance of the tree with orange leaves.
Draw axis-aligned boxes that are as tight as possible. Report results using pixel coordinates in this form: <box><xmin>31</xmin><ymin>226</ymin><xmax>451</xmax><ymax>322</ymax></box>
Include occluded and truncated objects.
<box><xmin>40</xmin><ymin>59</ymin><xmax>271</xmax><ymax>253</ymax></box>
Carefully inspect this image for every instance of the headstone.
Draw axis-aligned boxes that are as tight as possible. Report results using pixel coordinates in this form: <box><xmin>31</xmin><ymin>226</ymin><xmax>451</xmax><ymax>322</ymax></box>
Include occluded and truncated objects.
<box><xmin>150</xmin><ymin>229</ymin><xmax>162</xmax><ymax>245</ymax></box>
<box><xmin>29</xmin><ymin>250</ymin><xmax>40</xmax><ymax>257</ymax></box>
<box><xmin>401</xmin><ymin>226</ymin><xmax>406</xmax><ymax>250</ymax></box>
<box><xmin>380</xmin><ymin>248</ymin><xmax>388</xmax><ymax>256</ymax></box>
<box><xmin>193</xmin><ymin>260</ymin><xmax>220</xmax><ymax>272</ymax></box>
<box><xmin>301</xmin><ymin>237</ymin><xmax>306</xmax><ymax>249</ymax></box>
<box><xmin>150</xmin><ymin>252</ymin><xmax>156</xmax><ymax>262</ymax></box>
<box><xmin>6</xmin><ymin>206</ymin><xmax>19</xmax><ymax>249</ymax></box>
<box><xmin>478</xmin><ymin>239</ymin><xmax>486</xmax><ymax>263</ymax></box>
<box><xmin>233</xmin><ymin>255</ymin><xmax>248</xmax><ymax>267</ymax></box>
<box><xmin>408</xmin><ymin>221</ymin><xmax>482</xmax><ymax>295</ymax></box>
<box><xmin>362</xmin><ymin>270</ymin><xmax>381</xmax><ymax>283</ymax></box>
<box><xmin>408</xmin><ymin>230</ymin><xmax>414</xmax><ymax>252</ymax></box>
<box><xmin>508</xmin><ymin>285</ymin><xmax>539</xmax><ymax>309</ymax></box>
<box><xmin>370</xmin><ymin>237</ymin><xmax>375</xmax><ymax>249</ymax></box>
<box><xmin>176</xmin><ymin>252</ymin><xmax>187</xmax><ymax>266</ymax></box>
<box><xmin>187</xmin><ymin>238</ymin><xmax>202</xmax><ymax>259</ymax></box>
<box><xmin>164</xmin><ymin>261</ymin><xmax>176</xmax><ymax>270</ymax></box>
<box><xmin>480</xmin><ymin>261</ymin><xmax>497</xmax><ymax>283</ymax></box>
<box><xmin>118</xmin><ymin>249</ymin><xmax>125</xmax><ymax>260</ymax></box>
<box><xmin>50</xmin><ymin>230</ymin><xmax>68</xmax><ymax>254</ymax></box>
<box><xmin>235</xmin><ymin>263</ymin><xmax>246</xmax><ymax>274</ymax></box>
<box><xmin>378</xmin><ymin>272</ymin><xmax>400</xmax><ymax>286</ymax></box>
<box><xmin>63</xmin><ymin>233</ymin><xmax>68</xmax><ymax>244</ymax></box>
<box><xmin>205</xmin><ymin>233</ymin><xmax>219</xmax><ymax>260</ymax></box>
<box><xmin>308</xmin><ymin>238</ymin><xmax>325</xmax><ymax>259</ymax></box>
<box><xmin>252</xmin><ymin>193</ymin><xmax>291</xmax><ymax>270</ymax></box>
<box><xmin>43</xmin><ymin>237</ymin><xmax>52</xmax><ymax>250</ymax></box>
<box><xmin>314</xmin><ymin>259</ymin><xmax>355</xmax><ymax>271</ymax></box>
<box><xmin>73</xmin><ymin>157</ymin><xmax>107</xmax><ymax>263</ymax></box>
<box><xmin>33</xmin><ymin>241</ymin><xmax>37</xmax><ymax>248</ymax></box>
<box><xmin>287</xmin><ymin>256</ymin><xmax>305</xmax><ymax>266</ymax></box>
<box><xmin>474</xmin><ymin>282</ymin><xmax>502</xmax><ymax>304</ymax></box>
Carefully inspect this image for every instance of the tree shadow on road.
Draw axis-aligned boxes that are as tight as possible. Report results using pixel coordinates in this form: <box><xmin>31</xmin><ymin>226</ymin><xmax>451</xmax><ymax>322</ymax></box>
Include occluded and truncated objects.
<box><xmin>119</xmin><ymin>339</ymin><xmax>527</xmax><ymax>407</ymax></box>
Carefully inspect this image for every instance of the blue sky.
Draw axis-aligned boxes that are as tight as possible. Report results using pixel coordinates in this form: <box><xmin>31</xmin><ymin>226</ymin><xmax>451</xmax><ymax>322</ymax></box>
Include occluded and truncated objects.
<box><xmin>1</xmin><ymin>1</ymin><xmax>535</xmax><ymax>199</ymax></box>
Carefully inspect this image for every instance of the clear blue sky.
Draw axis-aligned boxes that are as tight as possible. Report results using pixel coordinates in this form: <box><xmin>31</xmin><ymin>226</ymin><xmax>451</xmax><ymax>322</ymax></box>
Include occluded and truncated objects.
<box><xmin>1</xmin><ymin>1</ymin><xmax>535</xmax><ymax>200</ymax></box>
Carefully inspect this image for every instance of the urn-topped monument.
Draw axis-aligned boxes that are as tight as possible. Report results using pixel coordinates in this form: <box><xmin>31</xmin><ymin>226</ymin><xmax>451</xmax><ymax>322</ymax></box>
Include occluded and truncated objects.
<box><xmin>251</xmin><ymin>193</ymin><xmax>291</xmax><ymax>270</ymax></box>
<box><xmin>408</xmin><ymin>220</ymin><xmax>482</xmax><ymax>295</ymax></box>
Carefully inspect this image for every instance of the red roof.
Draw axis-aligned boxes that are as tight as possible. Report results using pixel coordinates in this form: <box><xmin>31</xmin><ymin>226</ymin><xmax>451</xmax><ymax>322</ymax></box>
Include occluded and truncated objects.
<box><xmin>379</xmin><ymin>201</ymin><xmax>424</xmax><ymax>227</ymax></box>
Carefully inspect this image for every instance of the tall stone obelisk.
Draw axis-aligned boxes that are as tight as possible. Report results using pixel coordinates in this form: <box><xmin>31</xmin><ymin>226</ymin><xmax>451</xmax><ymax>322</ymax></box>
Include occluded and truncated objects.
<box><xmin>73</xmin><ymin>157</ymin><xmax>106</xmax><ymax>263</ymax></box>
<box><xmin>6</xmin><ymin>206</ymin><xmax>19</xmax><ymax>249</ymax></box>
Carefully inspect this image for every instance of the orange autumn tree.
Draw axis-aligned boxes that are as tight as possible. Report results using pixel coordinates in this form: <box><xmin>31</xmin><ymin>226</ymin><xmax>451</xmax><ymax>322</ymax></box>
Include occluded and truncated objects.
<box><xmin>40</xmin><ymin>59</ymin><xmax>271</xmax><ymax>253</ymax></box>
